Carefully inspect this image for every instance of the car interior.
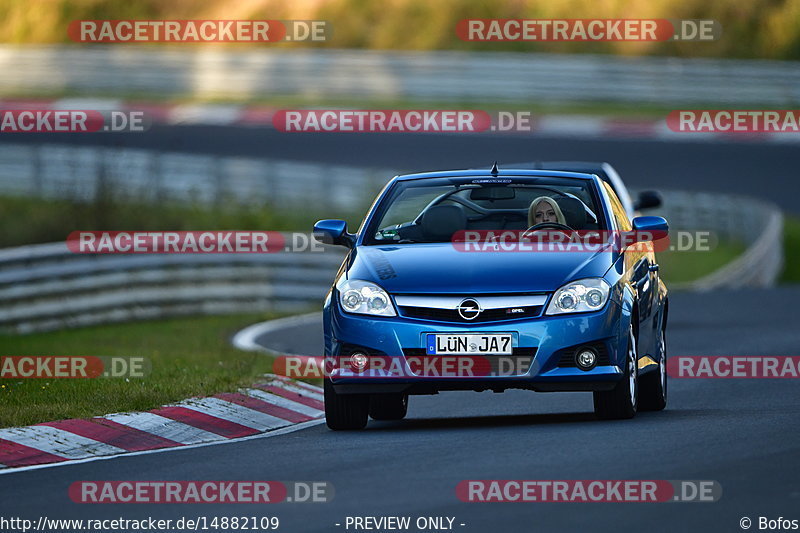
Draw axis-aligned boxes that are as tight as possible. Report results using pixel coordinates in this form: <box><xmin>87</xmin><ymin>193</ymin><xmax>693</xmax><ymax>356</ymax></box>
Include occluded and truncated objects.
<box><xmin>374</xmin><ymin>184</ymin><xmax>601</xmax><ymax>243</ymax></box>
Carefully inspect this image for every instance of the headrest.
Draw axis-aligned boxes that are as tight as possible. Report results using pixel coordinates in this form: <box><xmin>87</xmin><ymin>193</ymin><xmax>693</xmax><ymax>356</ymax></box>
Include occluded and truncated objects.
<box><xmin>420</xmin><ymin>205</ymin><xmax>466</xmax><ymax>241</ymax></box>
<box><xmin>553</xmin><ymin>196</ymin><xmax>588</xmax><ymax>228</ymax></box>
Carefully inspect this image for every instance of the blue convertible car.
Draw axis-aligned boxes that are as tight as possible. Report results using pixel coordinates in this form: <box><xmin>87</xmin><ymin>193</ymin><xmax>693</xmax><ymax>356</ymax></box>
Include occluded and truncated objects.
<box><xmin>314</xmin><ymin>166</ymin><xmax>669</xmax><ymax>430</ymax></box>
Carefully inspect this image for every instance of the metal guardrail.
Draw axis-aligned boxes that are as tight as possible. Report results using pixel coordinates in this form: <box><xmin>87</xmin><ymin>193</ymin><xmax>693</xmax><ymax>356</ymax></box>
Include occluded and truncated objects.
<box><xmin>1</xmin><ymin>46</ymin><xmax>799</xmax><ymax>105</ymax></box>
<box><xmin>693</xmin><ymin>211</ymin><xmax>783</xmax><ymax>290</ymax></box>
<box><xmin>0</xmin><ymin>188</ymin><xmax>783</xmax><ymax>334</ymax></box>
<box><xmin>0</xmin><ymin>240</ymin><xmax>347</xmax><ymax>334</ymax></box>
<box><xmin>656</xmin><ymin>192</ymin><xmax>784</xmax><ymax>291</ymax></box>
<box><xmin>0</xmin><ymin>144</ymin><xmax>394</xmax><ymax>209</ymax></box>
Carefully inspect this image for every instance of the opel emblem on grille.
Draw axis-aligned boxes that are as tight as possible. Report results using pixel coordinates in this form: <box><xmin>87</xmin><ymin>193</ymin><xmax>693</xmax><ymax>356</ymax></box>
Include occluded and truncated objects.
<box><xmin>457</xmin><ymin>298</ymin><xmax>482</xmax><ymax>320</ymax></box>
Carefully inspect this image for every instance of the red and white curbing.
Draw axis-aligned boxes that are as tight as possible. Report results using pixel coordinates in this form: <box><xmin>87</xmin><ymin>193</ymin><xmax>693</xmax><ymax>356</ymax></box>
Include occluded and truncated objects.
<box><xmin>2</xmin><ymin>98</ymin><xmax>799</xmax><ymax>143</ymax></box>
<box><xmin>0</xmin><ymin>374</ymin><xmax>323</xmax><ymax>471</ymax></box>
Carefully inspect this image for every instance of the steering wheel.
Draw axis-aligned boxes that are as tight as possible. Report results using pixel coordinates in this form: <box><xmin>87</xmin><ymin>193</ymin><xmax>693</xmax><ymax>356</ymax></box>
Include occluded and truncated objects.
<box><xmin>522</xmin><ymin>222</ymin><xmax>573</xmax><ymax>239</ymax></box>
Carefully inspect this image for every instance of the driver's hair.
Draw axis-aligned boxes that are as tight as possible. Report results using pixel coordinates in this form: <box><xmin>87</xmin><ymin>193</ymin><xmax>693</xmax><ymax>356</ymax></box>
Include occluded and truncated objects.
<box><xmin>528</xmin><ymin>196</ymin><xmax>566</xmax><ymax>227</ymax></box>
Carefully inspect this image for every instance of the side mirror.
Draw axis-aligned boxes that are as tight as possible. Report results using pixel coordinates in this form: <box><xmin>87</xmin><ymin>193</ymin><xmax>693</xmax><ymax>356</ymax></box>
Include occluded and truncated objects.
<box><xmin>630</xmin><ymin>216</ymin><xmax>669</xmax><ymax>244</ymax></box>
<box><xmin>634</xmin><ymin>190</ymin><xmax>662</xmax><ymax>210</ymax></box>
<box><xmin>313</xmin><ymin>219</ymin><xmax>355</xmax><ymax>248</ymax></box>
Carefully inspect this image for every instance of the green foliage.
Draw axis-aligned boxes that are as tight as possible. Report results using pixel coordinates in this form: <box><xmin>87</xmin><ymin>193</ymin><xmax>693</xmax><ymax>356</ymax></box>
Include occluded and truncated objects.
<box><xmin>0</xmin><ymin>313</ymin><xmax>286</xmax><ymax>428</ymax></box>
<box><xmin>781</xmin><ymin>216</ymin><xmax>800</xmax><ymax>282</ymax></box>
<box><xmin>0</xmin><ymin>194</ymin><xmax>363</xmax><ymax>248</ymax></box>
<box><xmin>2</xmin><ymin>0</ymin><xmax>799</xmax><ymax>59</ymax></box>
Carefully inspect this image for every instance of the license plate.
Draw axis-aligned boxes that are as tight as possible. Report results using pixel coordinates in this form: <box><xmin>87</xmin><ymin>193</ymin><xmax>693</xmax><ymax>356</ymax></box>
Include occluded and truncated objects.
<box><xmin>426</xmin><ymin>333</ymin><xmax>513</xmax><ymax>355</ymax></box>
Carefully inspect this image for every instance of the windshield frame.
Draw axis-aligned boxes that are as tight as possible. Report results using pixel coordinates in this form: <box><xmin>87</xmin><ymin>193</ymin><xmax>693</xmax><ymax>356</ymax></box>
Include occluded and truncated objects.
<box><xmin>360</xmin><ymin>174</ymin><xmax>610</xmax><ymax>246</ymax></box>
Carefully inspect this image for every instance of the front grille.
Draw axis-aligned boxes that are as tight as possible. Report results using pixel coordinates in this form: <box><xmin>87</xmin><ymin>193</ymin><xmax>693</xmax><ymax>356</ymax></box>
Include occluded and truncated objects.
<box><xmin>556</xmin><ymin>341</ymin><xmax>611</xmax><ymax>367</ymax></box>
<box><xmin>399</xmin><ymin>305</ymin><xmax>543</xmax><ymax>323</ymax></box>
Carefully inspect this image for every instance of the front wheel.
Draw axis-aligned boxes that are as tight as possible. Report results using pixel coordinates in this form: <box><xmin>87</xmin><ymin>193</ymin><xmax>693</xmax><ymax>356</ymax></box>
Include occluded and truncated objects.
<box><xmin>324</xmin><ymin>379</ymin><xmax>369</xmax><ymax>430</ymax></box>
<box><xmin>639</xmin><ymin>322</ymin><xmax>667</xmax><ymax>411</ymax></box>
<box><xmin>593</xmin><ymin>324</ymin><xmax>638</xmax><ymax>420</ymax></box>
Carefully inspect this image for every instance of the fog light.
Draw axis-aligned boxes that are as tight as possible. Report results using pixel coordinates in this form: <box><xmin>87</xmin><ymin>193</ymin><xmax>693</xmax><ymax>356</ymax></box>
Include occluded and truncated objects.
<box><xmin>350</xmin><ymin>352</ymin><xmax>369</xmax><ymax>372</ymax></box>
<box><xmin>575</xmin><ymin>348</ymin><xmax>597</xmax><ymax>370</ymax></box>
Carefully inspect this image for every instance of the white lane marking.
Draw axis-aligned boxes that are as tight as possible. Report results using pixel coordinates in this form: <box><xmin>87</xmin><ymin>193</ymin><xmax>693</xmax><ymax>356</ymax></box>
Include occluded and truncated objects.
<box><xmin>53</xmin><ymin>98</ymin><xmax>122</xmax><ymax>111</ymax></box>
<box><xmin>264</xmin><ymin>379</ymin><xmax>324</xmax><ymax>402</ymax></box>
<box><xmin>264</xmin><ymin>373</ymin><xmax>324</xmax><ymax>393</ymax></box>
<box><xmin>104</xmin><ymin>412</ymin><xmax>224</xmax><ymax>445</ymax></box>
<box><xmin>231</xmin><ymin>313</ymin><xmax>320</xmax><ymax>354</ymax></box>
<box><xmin>242</xmin><ymin>388</ymin><xmax>323</xmax><ymax>418</ymax></box>
<box><xmin>177</xmin><ymin>398</ymin><xmax>289</xmax><ymax>431</ymax></box>
<box><xmin>0</xmin><ymin>419</ymin><xmax>325</xmax><ymax>475</ymax></box>
<box><xmin>0</xmin><ymin>426</ymin><xmax>125</xmax><ymax>459</ymax></box>
<box><xmin>536</xmin><ymin>116</ymin><xmax>606</xmax><ymax>136</ymax></box>
<box><xmin>167</xmin><ymin>104</ymin><xmax>243</xmax><ymax>125</ymax></box>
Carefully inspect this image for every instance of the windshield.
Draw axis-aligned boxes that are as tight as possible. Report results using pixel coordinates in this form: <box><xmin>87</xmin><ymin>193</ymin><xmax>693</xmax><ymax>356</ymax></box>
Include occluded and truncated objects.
<box><xmin>364</xmin><ymin>176</ymin><xmax>606</xmax><ymax>245</ymax></box>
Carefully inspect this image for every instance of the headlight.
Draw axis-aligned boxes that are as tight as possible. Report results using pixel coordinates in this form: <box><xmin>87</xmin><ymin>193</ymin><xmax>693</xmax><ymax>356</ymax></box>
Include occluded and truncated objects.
<box><xmin>546</xmin><ymin>278</ymin><xmax>611</xmax><ymax>315</ymax></box>
<box><xmin>336</xmin><ymin>279</ymin><xmax>397</xmax><ymax>317</ymax></box>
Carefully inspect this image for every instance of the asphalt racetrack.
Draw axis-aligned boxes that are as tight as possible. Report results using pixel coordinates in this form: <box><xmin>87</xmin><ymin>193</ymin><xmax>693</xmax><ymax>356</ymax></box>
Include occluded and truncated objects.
<box><xmin>1</xmin><ymin>129</ymin><xmax>799</xmax><ymax>532</ymax></box>
<box><xmin>8</xmin><ymin>124</ymin><xmax>800</xmax><ymax>213</ymax></box>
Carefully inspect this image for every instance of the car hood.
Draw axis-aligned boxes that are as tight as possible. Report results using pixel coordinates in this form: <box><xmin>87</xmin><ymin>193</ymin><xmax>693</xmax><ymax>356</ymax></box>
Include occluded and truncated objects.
<box><xmin>347</xmin><ymin>243</ymin><xmax>615</xmax><ymax>293</ymax></box>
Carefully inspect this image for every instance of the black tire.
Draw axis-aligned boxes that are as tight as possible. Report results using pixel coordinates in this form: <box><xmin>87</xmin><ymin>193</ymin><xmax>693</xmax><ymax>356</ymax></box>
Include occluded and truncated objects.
<box><xmin>593</xmin><ymin>324</ymin><xmax>638</xmax><ymax>420</ymax></box>
<box><xmin>639</xmin><ymin>321</ymin><xmax>668</xmax><ymax>411</ymax></box>
<box><xmin>324</xmin><ymin>379</ymin><xmax>369</xmax><ymax>430</ymax></box>
<box><xmin>369</xmin><ymin>394</ymin><xmax>408</xmax><ymax>421</ymax></box>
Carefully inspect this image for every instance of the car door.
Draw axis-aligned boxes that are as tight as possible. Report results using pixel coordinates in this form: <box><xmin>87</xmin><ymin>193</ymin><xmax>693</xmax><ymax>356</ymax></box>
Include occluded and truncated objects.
<box><xmin>602</xmin><ymin>182</ymin><xmax>655</xmax><ymax>354</ymax></box>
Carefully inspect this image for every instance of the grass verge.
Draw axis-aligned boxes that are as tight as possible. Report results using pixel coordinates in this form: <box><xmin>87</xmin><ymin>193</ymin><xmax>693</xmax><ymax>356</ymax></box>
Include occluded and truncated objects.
<box><xmin>0</xmin><ymin>194</ymin><xmax>364</xmax><ymax>248</ymax></box>
<box><xmin>655</xmin><ymin>241</ymin><xmax>746</xmax><ymax>285</ymax></box>
<box><xmin>0</xmin><ymin>313</ymin><xmax>289</xmax><ymax>428</ymax></box>
<box><xmin>2</xmin><ymin>88</ymin><xmax>686</xmax><ymax>119</ymax></box>
<box><xmin>4</xmin><ymin>88</ymin><xmax>790</xmax><ymax>120</ymax></box>
<box><xmin>781</xmin><ymin>216</ymin><xmax>800</xmax><ymax>283</ymax></box>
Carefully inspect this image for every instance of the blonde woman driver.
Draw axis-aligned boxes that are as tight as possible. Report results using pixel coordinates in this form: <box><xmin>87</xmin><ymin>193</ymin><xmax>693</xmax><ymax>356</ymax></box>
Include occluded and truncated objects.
<box><xmin>527</xmin><ymin>196</ymin><xmax>567</xmax><ymax>228</ymax></box>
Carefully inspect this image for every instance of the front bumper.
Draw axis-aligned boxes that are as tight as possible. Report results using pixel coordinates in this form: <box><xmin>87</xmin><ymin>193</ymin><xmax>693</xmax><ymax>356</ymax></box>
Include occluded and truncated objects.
<box><xmin>324</xmin><ymin>297</ymin><xmax>628</xmax><ymax>394</ymax></box>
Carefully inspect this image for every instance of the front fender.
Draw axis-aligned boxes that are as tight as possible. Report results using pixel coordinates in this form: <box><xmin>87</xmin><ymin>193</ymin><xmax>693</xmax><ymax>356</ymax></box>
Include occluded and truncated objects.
<box><xmin>617</xmin><ymin>283</ymin><xmax>636</xmax><ymax>349</ymax></box>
